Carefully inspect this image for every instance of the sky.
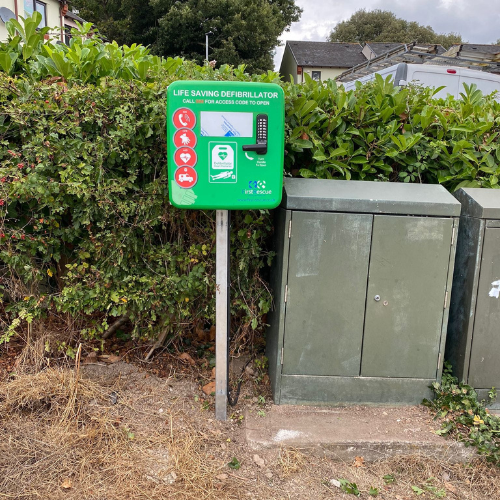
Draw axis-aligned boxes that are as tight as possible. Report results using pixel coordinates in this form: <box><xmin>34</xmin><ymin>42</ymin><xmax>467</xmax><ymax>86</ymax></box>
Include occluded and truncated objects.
<box><xmin>273</xmin><ymin>0</ymin><xmax>500</xmax><ymax>69</ymax></box>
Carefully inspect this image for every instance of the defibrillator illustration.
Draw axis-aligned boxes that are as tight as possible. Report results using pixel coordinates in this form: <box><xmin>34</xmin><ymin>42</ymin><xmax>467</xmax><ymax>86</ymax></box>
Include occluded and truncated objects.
<box><xmin>211</xmin><ymin>145</ymin><xmax>235</xmax><ymax>170</ymax></box>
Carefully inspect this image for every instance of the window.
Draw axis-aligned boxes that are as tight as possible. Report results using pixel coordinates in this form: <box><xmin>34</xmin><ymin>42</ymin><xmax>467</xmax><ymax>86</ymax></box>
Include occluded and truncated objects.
<box><xmin>24</xmin><ymin>0</ymin><xmax>47</xmax><ymax>27</ymax></box>
<box><xmin>311</xmin><ymin>71</ymin><xmax>321</xmax><ymax>81</ymax></box>
<box><xmin>64</xmin><ymin>24</ymin><xmax>72</xmax><ymax>45</ymax></box>
<box><xmin>36</xmin><ymin>1</ymin><xmax>47</xmax><ymax>27</ymax></box>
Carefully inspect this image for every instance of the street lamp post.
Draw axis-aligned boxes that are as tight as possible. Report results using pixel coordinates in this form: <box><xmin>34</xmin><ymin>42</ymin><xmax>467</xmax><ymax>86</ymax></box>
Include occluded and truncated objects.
<box><xmin>205</xmin><ymin>31</ymin><xmax>213</xmax><ymax>61</ymax></box>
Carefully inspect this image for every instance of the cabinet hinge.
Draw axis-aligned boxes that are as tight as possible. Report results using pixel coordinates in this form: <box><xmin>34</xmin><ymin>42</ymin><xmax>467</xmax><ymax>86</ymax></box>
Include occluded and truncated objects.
<box><xmin>444</xmin><ymin>291</ymin><xmax>448</xmax><ymax>309</ymax></box>
<box><xmin>280</xmin><ymin>347</ymin><xmax>284</xmax><ymax>365</ymax></box>
<box><xmin>284</xmin><ymin>284</ymin><xmax>288</xmax><ymax>303</ymax></box>
<box><xmin>451</xmin><ymin>226</ymin><xmax>456</xmax><ymax>246</ymax></box>
<box><xmin>288</xmin><ymin>220</ymin><xmax>292</xmax><ymax>238</ymax></box>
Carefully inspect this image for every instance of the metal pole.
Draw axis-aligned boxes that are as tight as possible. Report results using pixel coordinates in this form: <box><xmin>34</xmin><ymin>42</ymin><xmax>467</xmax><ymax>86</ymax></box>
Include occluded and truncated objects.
<box><xmin>205</xmin><ymin>33</ymin><xmax>209</xmax><ymax>62</ymax></box>
<box><xmin>215</xmin><ymin>210</ymin><xmax>230</xmax><ymax>420</ymax></box>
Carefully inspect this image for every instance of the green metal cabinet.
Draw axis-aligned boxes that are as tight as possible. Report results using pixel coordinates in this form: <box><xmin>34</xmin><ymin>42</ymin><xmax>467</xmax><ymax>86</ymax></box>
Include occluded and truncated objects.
<box><xmin>446</xmin><ymin>188</ymin><xmax>500</xmax><ymax>406</ymax></box>
<box><xmin>267</xmin><ymin>179</ymin><xmax>461</xmax><ymax>405</ymax></box>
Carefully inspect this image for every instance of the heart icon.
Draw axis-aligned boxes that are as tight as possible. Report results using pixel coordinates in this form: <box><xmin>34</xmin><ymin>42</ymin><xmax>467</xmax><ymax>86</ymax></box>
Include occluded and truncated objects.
<box><xmin>218</xmin><ymin>152</ymin><xmax>228</xmax><ymax>160</ymax></box>
<box><xmin>180</xmin><ymin>153</ymin><xmax>191</xmax><ymax>163</ymax></box>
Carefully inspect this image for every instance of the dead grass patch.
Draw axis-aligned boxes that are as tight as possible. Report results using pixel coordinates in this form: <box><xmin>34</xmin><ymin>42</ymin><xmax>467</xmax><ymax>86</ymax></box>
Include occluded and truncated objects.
<box><xmin>277</xmin><ymin>447</ymin><xmax>306</xmax><ymax>478</ymax></box>
<box><xmin>325</xmin><ymin>453</ymin><xmax>500</xmax><ymax>500</ymax></box>
<box><xmin>0</xmin><ymin>364</ymin><xmax>238</xmax><ymax>500</ymax></box>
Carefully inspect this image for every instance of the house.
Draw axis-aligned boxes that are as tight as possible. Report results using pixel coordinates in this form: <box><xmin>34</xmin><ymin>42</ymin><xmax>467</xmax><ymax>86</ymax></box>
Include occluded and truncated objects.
<box><xmin>63</xmin><ymin>10</ymin><xmax>86</xmax><ymax>44</ymax></box>
<box><xmin>0</xmin><ymin>0</ymin><xmax>74</xmax><ymax>42</ymax></box>
<box><xmin>280</xmin><ymin>40</ymin><xmax>447</xmax><ymax>83</ymax></box>
<box><xmin>280</xmin><ymin>41</ymin><xmax>366</xmax><ymax>83</ymax></box>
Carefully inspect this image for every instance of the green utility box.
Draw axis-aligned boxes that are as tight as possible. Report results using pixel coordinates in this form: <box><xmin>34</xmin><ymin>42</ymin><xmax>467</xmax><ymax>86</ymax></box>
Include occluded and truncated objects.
<box><xmin>446</xmin><ymin>188</ymin><xmax>500</xmax><ymax>407</ymax></box>
<box><xmin>267</xmin><ymin>179</ymin><xmax>461</xmax><ymax>405</ymax></box>
<box><xmin>166</xmin><ymin>81</ymin><xmax>285</xmax><ymax>210</ymax></box>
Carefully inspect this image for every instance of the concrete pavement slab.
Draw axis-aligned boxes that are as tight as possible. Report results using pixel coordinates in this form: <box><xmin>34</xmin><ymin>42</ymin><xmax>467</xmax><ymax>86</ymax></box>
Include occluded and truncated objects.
<box><xmin>245</xmin><ymin>405</ymin><xmax>474</xmax><ymax>463</ymax></box>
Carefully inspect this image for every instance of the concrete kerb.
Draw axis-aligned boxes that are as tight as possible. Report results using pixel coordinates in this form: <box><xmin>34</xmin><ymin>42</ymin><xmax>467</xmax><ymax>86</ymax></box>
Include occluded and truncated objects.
<box><xmin>245</xmin><ymin>405</ymin><xmax>475</xmax><ymax>463</ymax></box>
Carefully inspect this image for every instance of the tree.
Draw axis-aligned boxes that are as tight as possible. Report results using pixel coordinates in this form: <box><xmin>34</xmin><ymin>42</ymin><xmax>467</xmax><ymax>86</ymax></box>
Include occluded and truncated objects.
<box><xmin>328</xmin><ymin>9</ymin><xmax>462</xmax><ymax>48</ymax></box>
<box><xmin>71</xmin><ymin>0</ymin><xmax>301</xmax><ymax>72</ymax></box>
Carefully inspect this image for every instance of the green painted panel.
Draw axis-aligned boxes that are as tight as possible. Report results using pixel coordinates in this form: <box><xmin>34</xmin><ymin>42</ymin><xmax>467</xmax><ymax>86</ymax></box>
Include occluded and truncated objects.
<box><xmin>283</xmin><ymin>178</ymin><xmax>461</xmax><ymax>216</ymax></box>
<box><xmin>468</xmin><ymin>228</ymin><xmax>500</xmax><ymax>388</ymax></box>
<box><xmin>361</xmin><ymin>215</ymin><xmax>453</xmax><ymax>379</ymax></box>
<box><xmin>455</xmin><ymin>188</ymin><xmax>500</xmax><ymax>220</ymax></box>
<box><xmin>280</xmin><ymin>375</ymin><xmax>434</xmax><ymax>405</ymax></box>
<box><xmin>283</xmin><ymin>212</ymin><xmax>372</xmax><ymax>376</ymax></box>
<box><xmin>476</xmin><ymin>389</ymin><xmax>500</xmax><ymax>410</ymax></box>
<box><xmin>266</xmin><ymin>208</ymin><xmax>291</xmax><ymax>403</ymax></box>
<box><xmin>446</xmin><ymin>216</ymin><xmax>484</xmax><ymax>383</ymax></box>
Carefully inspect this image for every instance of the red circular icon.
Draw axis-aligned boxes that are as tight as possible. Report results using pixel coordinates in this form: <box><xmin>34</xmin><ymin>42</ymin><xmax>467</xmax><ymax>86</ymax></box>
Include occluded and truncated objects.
<box><xmin>173</xmin><ymin>128</ymin><xmax>197</xmax><ymax>148</ymax></box>
<box><xmin>174</xmin><ymin>147</ymin><xmax>197</xmax><ymax>168</ymax></box>
<box><xmin>173</xmin><ymin>108</ymin><xmax>196</xmax><ymax>129</ymax></box>
<box><xmin>174</xmin><ymin>166</ymin><xmax>197</xmax><ymax>189</ymax></box>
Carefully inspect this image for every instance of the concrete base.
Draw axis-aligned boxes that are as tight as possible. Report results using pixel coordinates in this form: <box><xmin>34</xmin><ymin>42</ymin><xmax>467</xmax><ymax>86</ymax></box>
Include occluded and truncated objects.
<box><xmin>245</xmin><ymin>405</ymin><xmax>474</xmax><ymax>463</ymax></box>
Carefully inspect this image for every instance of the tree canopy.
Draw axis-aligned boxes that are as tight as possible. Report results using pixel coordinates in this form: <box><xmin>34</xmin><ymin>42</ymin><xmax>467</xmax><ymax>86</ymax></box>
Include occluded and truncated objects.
<box><xmin>71</xmin><ymin>0</ymin><xmax>302</xmax><ymax>72</ymax></box>
<box><xmin>328</xmin><ymin>9</ymin><xmax>462</xmax><ymax>48</ymax></box>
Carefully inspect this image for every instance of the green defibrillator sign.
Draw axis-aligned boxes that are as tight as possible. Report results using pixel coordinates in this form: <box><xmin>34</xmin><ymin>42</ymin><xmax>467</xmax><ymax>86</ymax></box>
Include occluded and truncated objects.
<box><xmin>167</xmin><ymin>81</ymin><xmax>285</xmax><ymax>209</ymax></box>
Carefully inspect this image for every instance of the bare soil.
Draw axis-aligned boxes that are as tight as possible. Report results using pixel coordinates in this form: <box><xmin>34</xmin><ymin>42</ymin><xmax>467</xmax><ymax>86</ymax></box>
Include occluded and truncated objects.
<box><xmin>1</xmin><ymin>340</ymin><xmax>500</xmax><ymax>500</ymax></box>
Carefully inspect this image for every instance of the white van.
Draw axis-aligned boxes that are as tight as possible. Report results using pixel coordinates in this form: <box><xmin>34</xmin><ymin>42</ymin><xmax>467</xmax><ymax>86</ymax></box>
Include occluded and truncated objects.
<box><xmin>341</xmin><ymin>63</ymin><xmax>500</xmax><ymax>99</ymax></box>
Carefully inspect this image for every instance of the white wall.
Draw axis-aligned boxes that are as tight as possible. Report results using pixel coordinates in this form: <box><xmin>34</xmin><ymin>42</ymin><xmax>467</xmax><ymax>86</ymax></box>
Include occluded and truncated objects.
<box><xmin>302</xmin><ymin>66</ymin><xmax>345</xmax><ymax>82</ymax></box>
<box><xmin>0</xmin><ymin>0</ymin><xmax>62</xmax><ymax>41</ymax></box>
<box><xmin>279</xmin><ymin>45</ymin><xmax>298</xmax><ymax>83</ymax></box>
<box><xmin>0</xmin><ymin>0</ymin><xmax>17</xmax><ymax>41</ymax></box>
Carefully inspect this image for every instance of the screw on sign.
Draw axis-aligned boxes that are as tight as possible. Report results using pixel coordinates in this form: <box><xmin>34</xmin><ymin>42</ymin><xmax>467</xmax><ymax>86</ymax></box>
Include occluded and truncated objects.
<box><xmin>174</xmin><ymin>128</ymin><xmax>197</xmax><ymax>148</ymax></box>
<box><xmin>173</xmin><ymin>108</ymin><xmax>196</xmax><ymax>129</ymax></box>
<box><xmin>175</xmin><ymin>167</ymin><xmax>197</xmax><ymax>188</ymax></box>
<box><xmin>174</xmin><ymin>147</ymin><xmax>197</xmax><ymax>168</ymax></box>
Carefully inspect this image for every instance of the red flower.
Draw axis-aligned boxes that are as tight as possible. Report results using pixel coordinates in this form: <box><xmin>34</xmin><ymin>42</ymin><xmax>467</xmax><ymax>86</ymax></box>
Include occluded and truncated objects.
<box><xmin>0</xmin><ymin>200</ymin><xmax>4</xmax><ymax>206</ymax></box>
<box><xmin>1</xmin><ymin>177</ymin><xmax>6</xmax><ymax>182</ymax></box>
<box><xmin>17</xmin><ymin>163</ymin><xmax>24</xmax><ymax>169</ymax></box>
<box><xmin>21</xmin><ymin>235</ymin><xmax>25</xmax><ymax>240</ymax></box>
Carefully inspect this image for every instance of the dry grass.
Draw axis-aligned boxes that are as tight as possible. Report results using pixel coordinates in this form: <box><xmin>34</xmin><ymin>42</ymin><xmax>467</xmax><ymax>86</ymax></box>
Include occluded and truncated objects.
<box><xmin>2</xmin><ymin>333</ymin><xmax>500</xmax><ymax>500</ymax></box>
<box><xmin>323</xmin><ymin>453</ymin><xmax>500</xmax><ymax>499</ymax></box>
<box><xmin>162</xmin><ymin>428</ymin><xmax>240</xmax><ymax>499</ymax></box>
<box><xmin>277</xmin><ymin>447</ymin><xmax>306</xmax><ymax>478</ymax></box>
<box><xmin>0</xmin><ymin>367</ymin><xmax>104</xmax><ymax>420</ymax></box>
<box><xmin>0</xmin><ymin>361</ymin><xmax>238</xmax><ymax>500</ymax></box>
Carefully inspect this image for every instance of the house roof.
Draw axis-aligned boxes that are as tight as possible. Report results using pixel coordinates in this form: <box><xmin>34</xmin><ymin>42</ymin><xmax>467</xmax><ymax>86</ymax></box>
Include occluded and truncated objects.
<box><xmin>65</xmin><ymin>11</ymin><xmax>85</xmax><ymax>23</ymax></box>
<box><xmin>452</xmin><ymin>44</ymin><xmax>500</xmax><ymax>54</ymax></box>
<box><xmin>366</xmin><ymin>42</ymin><xmax>447</xmax><ymax>56</ymax></box>
<box><xmin>286</xmin><ymin>41</ymin><xmax>366</xmax><ymax>68</ymax></box>
<box><xmin>365</xmin><ymin>42</ymin><xmax>405</xmax><ymax>55</ymax></box>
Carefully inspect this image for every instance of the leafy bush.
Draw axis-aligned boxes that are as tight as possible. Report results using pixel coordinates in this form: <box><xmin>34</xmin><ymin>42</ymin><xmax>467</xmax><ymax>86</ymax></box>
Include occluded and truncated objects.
<box><xmin>0</xmin><ymin>19</ymin><xmax>279</xmax><ymax>342</ymax></box>
<box><xmin>0</xmin><ymin>14</ymin><xmax>279</xmax><ymax>85</ymax></box>
<box><xmin>2</xmin><ymin>15</ymin><xmax>500</xmax><ymax>347</ymax></box>
<box><xmin>424</xmin><ymin>362</ymin><xmax>500</xmax><ymax>464</ymax></box>
<box><xmin>284</xmin><ymin>74</ymin><xmax>500</xmax><ymax>191</ymax></box>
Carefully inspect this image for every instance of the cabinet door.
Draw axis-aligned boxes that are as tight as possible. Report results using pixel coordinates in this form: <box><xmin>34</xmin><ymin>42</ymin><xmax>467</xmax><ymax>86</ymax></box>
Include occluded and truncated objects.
<box><xmin>361</xmin><ymin>215</ymin><xmax>453</xmax><ymax>379</ymax></box>
<box><xmin>282</xmin><ymin>212</ymin><xmax>372</xmax><ymax>377</ymax></box>
<box><xmin>468</xmin><ymin>227</ymin><xmax>500</xmax><ymax>388</ymax></box>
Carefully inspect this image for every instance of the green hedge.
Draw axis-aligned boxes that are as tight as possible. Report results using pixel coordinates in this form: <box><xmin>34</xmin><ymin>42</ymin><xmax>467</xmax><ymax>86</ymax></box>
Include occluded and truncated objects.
<box><xmin>1</xmin><ymin>17</ymin><xmax>500</xmax><ymax>345</ymax></box>
<box><xmin>0</xmin><ymin>76</ymin><xmax>276</xmax><ymax>342</ymax></box>
<box><xmin>285</xmin><ymin>75</ymin><xmax>500</xmax><ymax>190</ymax></box>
